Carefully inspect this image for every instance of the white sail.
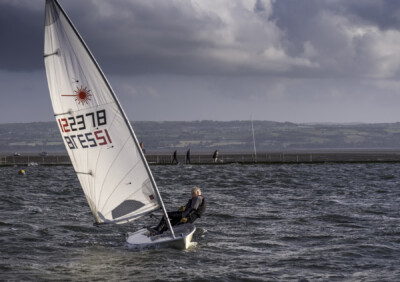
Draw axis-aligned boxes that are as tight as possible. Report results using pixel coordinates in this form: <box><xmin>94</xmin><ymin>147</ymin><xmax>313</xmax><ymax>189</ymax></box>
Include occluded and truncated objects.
<box><xmin>44</xmin><ymin>0</ymin><xmax>160</xmax><ymax>224</ymax></box>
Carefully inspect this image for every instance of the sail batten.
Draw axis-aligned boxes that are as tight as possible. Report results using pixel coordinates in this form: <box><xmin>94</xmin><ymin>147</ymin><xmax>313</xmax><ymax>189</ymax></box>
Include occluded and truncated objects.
<box><xmin>44</xmin><ymin>0</ymin><xmax>162</xmax><ymax>224</ymax></box>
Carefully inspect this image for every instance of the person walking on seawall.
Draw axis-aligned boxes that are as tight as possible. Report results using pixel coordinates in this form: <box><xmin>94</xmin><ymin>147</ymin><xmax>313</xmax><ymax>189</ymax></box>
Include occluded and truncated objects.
<box><xmin>150</xmin><ymin>187</ymin><xmax>206</xmax><ymax>235</ymax></box>
<box><xmin>172</xmin><ymin>150</ymin><xmax>178</xmax><ymax>164</ymax></box>
<box><xmin>186</xmin><ymin>148</ymin><xmax>191</xmax><ymax>164</ymax></box>
<box><xmin>212</xmin><ymin>149</ymin><xmax>218</xmax><ymax>163</ymax></box>
<box><xmin>140</xmin><ymin>142</ymin><xmax>146</xmax><ymax>154</ymax></box>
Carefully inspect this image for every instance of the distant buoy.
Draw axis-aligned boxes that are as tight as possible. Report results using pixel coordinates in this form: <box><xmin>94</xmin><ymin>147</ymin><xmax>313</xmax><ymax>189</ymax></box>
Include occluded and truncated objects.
<box><xmin>18</xmin><ymin>169</ymin><xmax>25</xmax><ymax>175</ymax></box>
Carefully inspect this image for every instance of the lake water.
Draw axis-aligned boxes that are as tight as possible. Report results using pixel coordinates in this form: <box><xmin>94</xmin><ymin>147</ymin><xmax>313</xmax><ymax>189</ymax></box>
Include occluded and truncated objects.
<box><xmin>1</xmin><ymin>163</ymin><xmax>400</xmax><ymax>281</ymax></box>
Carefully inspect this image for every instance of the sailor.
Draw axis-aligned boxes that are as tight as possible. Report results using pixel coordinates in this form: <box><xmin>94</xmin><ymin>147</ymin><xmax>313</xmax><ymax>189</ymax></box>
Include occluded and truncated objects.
<box><xmin>150</xmin><ymin>186</ymin><xmax>206</xmax><ymax>234</ymax></box>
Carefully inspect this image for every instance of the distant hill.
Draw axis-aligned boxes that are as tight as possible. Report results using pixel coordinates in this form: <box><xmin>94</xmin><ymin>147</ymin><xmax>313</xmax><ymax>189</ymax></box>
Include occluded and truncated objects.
<box><xmin>1</xmin><ymin>120</ymin><xmax>400</xmax><ymax>154</ymax></box>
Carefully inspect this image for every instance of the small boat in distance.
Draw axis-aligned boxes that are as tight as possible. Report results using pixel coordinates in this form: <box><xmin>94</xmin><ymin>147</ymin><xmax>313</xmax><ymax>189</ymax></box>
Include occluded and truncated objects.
<box><xmin>43</xmin><ymin>0</ymin><xmax>195</xmax><ymax>249</ymax></box>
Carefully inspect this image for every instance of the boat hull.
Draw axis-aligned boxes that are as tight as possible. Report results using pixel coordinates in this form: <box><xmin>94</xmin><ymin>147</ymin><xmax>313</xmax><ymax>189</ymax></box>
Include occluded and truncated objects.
<box><xmin>126</xmin><ymin>224</ymin><xmax>196</xmax><ymax>249</ymax></box>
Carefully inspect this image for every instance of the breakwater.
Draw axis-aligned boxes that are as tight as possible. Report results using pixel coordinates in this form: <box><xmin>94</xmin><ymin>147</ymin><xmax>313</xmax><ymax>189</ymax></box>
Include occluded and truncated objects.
<box><xmin>2</xmin><ymin>151</ymin><xmax>400</xmax><ymax>166</ymax></box>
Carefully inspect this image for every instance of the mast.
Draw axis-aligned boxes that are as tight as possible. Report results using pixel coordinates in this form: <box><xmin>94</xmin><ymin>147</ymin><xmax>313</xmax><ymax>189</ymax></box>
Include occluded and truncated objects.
<box><xmin>46</xmin><ymin>0</ymin><xmax>175</xmax><ymax>236</ymax></box>
<box><xmin>251</xmin><ymin>116</ymin><xmax>257</xmax><ymax>162</ymax></box>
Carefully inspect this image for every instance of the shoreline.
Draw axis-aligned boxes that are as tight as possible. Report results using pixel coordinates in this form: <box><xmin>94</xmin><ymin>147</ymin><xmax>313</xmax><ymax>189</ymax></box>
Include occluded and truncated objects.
<box><xmin>3</xmin><ymin>150</ymin><xmax>400</xmax><ymax>166</ymax></box>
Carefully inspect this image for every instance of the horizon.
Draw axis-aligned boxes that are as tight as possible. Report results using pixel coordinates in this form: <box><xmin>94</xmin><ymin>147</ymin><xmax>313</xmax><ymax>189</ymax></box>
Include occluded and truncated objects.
<box><xmin>1</xmin><ymin>119</ymin><xmax>400</xmax><ymax>126</ymax></box>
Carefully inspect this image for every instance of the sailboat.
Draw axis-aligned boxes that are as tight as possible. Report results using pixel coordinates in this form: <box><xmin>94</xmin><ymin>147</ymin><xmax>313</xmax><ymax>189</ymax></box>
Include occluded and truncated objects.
<box><xmin>43</xmin><ymin>0</ymin><xmax>195</xmax><ymax>249</ymax></box>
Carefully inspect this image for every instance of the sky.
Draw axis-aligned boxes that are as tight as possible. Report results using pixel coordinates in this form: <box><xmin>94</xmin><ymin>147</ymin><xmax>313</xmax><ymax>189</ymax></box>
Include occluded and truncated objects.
<box><xmin>1</xmin><ymin>0</ymin><xmax>400</xmax><ymax>124</ymax></box>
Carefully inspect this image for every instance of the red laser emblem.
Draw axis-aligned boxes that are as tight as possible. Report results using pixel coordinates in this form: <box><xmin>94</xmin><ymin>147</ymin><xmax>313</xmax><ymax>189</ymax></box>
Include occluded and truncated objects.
<box><xmin>62</xmin><ymin>86</ymin><xmax>92</xmax><ymax>105</ymax></box>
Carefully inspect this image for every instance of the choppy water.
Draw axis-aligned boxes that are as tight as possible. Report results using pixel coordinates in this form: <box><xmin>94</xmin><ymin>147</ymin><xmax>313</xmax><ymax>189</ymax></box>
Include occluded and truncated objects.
<box><xmin>1</xmin><ymin>163</ymin><xmax>400</xmax><ymax>281</ymax></box>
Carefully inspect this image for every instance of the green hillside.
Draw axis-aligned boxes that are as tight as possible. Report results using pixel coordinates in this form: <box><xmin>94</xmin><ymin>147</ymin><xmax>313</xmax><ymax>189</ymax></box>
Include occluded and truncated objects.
<box><xmin>1</xmin><ymin>120</ymin><xmax>400</xmax><ymax>153</ymax></box>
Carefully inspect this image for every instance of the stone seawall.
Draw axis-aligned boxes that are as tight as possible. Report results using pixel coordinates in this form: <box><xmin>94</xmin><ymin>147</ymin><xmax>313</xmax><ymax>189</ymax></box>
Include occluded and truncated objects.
<box><xmin>2</xmin><ymin>151</ymin><xmax>400</xmax><ymax>166</ymax></box>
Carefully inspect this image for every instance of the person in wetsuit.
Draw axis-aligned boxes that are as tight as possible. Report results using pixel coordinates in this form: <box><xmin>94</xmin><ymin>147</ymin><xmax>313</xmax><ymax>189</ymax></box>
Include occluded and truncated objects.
<box><xmin>151</xmin><ymin>186</ymin><xmax>205</xmax><ymax>234</ymax></box>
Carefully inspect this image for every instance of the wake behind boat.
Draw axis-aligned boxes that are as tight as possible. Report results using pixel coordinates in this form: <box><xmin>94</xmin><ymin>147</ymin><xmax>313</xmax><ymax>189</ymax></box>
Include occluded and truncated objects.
<box><xmin>43</xmin><ymin>0</ymin><xmax>195</xmax><ymax>249</ymax></box>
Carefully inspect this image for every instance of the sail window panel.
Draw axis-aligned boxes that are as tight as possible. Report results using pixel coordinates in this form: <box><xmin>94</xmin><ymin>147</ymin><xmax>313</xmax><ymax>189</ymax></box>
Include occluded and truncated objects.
<box><xmin>111</xmin><ymin>200</ymin><xmax>145</xmax><ymax>219</ymax></box>
<box><xmin>103</xmin><ymin>202</ymin><xmax>158</xmax><ymax>223</ymax></box>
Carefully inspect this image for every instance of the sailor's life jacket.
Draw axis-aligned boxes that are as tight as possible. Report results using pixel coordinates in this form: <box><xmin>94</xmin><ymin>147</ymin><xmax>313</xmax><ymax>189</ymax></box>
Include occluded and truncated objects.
<box><xmin>185</xmin><ymin>197</ymin><xmax>206</xmax><ymax>224</ymax></box>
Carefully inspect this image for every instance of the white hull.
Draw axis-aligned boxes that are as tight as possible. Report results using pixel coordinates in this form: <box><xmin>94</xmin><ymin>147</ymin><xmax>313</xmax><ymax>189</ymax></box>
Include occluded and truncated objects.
<box><xmin>126</xmin><ymin>224</ymin><xmax>196</xmax><ymax>249</ymax></box>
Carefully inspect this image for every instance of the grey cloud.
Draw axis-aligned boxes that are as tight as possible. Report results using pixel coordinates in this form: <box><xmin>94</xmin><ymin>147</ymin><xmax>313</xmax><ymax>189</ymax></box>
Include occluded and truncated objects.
<box><xmin>84</xmin><ymin>1</ymin><xmax>223</xmax><ymax>75</ymax></box>
<box><xmin>0</xmin><ymin>0</ymin><xmax>224</xmax><ymax>75</ymax></box>
<box><xmin>3</xmin><ymin>0</ymin><xmax>400</xmax><ymax>124</ymax></box>
<box><xmin>254</xmin><ymin>0</ymin><xmax>267</xmax><ymax>13</ymax></box>
<box><xmin>339</xmin><ymin>0</ymin><xmax>400</xmax><ymax>31</ymax></box>
<box><xmin>0</xmin><ymin>0</ymin><xmax>44</xmax><ymax>72</ymax></box>
<box><xmin>271</xmin><ymin>0</ymin><xmax>400</xmax><ymax>78</ymax></box>
<box><xmin>0</xmin><ymin>0</ymin><xmax>334</xmax><ymax>76</ymax></box>
<box><xmin>2</xmin><ymin>0</ymin><xmax>400</xmax><ymax>79</ymax></box>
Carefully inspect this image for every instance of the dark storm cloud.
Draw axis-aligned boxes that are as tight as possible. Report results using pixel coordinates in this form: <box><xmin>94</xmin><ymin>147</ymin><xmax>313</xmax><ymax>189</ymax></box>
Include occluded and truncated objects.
<box><xmin>269</xmin><ymin>0</ymin><xmax>323</xmax><ymax>55</ymax></box>
<box><xmin>84</xmin><ymin>1</ymin><xmax>223</xmax><ymax>75</ymax></box>
<box><xmin>0</xmin><ymin>0</ymin><xmax>224</xmax><ymax>75</ymax></box>
<box><xmin>342</xmin><ymin>0</ymin><xmax>400</xmax><ymax>31</ymax></box>
<box><xmin>0</xmin><ymin>1</ymin><xmax>44</xmax><ymax>72</ymax></box>
<box><xmin>1</xmin><ymin>0</ymin><xmax>400</xmax><ymax>79</ymax></box>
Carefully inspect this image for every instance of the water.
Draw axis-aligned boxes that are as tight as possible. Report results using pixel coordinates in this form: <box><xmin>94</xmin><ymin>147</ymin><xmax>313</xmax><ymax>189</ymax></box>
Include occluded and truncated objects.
<box><xmin>1</xmin><ymin>163</ymin><xmax>400</xmax><ymax>281</ymax></box>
